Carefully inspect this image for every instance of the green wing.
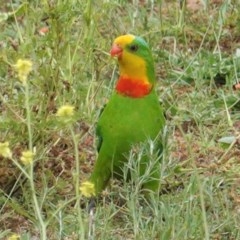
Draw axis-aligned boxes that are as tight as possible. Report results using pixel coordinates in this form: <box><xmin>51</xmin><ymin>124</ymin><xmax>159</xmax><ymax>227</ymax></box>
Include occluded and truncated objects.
<box><xmin>96</xmin><ymin>104</ymin><xmax>106</xmax><ymax>152</ymax></box>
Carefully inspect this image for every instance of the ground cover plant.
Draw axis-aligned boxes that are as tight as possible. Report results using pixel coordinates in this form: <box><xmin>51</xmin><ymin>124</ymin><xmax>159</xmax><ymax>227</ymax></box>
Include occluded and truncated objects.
<box><xmin>0</xmin><ymin>0</ymin><xmax>240</xmax><ymax>239</ymax></box>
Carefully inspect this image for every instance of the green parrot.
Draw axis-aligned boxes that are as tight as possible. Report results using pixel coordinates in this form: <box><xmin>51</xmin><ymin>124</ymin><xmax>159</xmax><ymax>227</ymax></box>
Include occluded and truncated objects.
<box><xmin>80</xmin><ymin>34</ymin><xmax>165</xmax><ymax>197</ymax></box>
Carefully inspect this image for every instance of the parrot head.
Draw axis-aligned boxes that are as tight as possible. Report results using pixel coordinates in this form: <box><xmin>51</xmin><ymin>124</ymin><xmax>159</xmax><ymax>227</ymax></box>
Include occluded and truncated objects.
<box><xmin>110</xmin><ymin>34</ymin><xmax>155</xmax><ymax>82</ymax></box>
<box><xmin>110</xmin><ymin>34</ymin><xmax>155</xmax><ymax>98</ymax></box>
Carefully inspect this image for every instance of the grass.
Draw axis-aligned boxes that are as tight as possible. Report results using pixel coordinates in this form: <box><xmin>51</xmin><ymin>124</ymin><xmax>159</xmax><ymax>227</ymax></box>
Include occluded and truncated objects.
<box><xmin>1</xmin><ymin>0</ymin><xmax>240</xmax><ymax>239</ymax></box>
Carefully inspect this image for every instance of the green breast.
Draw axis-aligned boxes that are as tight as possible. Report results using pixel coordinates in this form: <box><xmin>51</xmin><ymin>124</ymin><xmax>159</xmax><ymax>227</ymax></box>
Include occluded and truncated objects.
<box><xmin>97</xmin><ymin>91</ymin><xmax>165</xmax><ymax>156</ymax></box>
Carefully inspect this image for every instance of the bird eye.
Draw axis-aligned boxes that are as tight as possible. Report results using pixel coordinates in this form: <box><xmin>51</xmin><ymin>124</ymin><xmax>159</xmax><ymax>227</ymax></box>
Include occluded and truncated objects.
<box><xmin>129</xmin><ymin>44</ymin><xmax>138</xmax><ymax>52</ymax></box>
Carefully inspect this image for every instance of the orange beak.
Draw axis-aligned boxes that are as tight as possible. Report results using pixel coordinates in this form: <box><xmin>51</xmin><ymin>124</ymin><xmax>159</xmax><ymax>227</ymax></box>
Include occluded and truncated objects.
<box><xmin>110</xmin><ymin>43</ymin><xmax>123</xmax><ymax>57</ymax></box>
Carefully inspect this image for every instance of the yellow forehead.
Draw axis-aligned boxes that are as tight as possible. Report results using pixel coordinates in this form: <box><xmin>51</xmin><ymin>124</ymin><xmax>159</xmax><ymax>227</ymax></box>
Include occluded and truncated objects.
<box><xmin>114</xmin><ymin>34</ymin><xmax>135</xmax><ymax>46</ymax></box>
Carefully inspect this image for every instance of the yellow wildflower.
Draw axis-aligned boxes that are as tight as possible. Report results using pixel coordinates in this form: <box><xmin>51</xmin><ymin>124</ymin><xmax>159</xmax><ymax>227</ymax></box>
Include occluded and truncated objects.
<box><xmin>14</xmin><ymin>59</ymin><xmax>33</xmax><ymax>84</ymax></box>
<box><xmin>0</xmin><ymin>141</ymin><xmax>12</xmax><ymax>158</ymax></box>
<box><xmin>20</xmin><ymin>150</ymin><xmax>34</xmax><ymax>165</ymax></box>
<box><xmin>7</xmin><ymin>233</ymin><xmax>20</xmax><ymax>240</ymax></box>
<box><xmin>80</xmin><ymin>181</ymin><xmax>96</xmax><ymax>197</ymax></box>
<box><xmin>56</xmin><ymin>105</ymin><xmax>75</xmax><ymax>120</ymax></box>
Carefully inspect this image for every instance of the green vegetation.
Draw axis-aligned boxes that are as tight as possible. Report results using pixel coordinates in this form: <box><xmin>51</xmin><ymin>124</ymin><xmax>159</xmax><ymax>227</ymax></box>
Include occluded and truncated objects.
<box><xmin>0</xmin><ymin>1</ymin><xmax>240</xmax><ymax>239</ymax></box>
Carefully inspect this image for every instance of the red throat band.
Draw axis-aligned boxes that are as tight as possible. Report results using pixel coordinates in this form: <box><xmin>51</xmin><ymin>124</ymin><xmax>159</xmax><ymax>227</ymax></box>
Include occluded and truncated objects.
<box><xmin>115</xmin><ymin>76</ymin><xmax>152</xmax><ymax>98</ymax></box>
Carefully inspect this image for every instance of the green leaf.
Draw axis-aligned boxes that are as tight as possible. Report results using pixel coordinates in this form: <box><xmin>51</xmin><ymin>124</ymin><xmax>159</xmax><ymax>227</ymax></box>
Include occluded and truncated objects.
<box><xmin>218</xmin><ymin>136</ymin><xmax>236</xmax><ymax>145</ymax></box>
<box><xmin>0</xmin><ymin>13</ymin><xmax>8</xmax><ymax>22</ymax></box>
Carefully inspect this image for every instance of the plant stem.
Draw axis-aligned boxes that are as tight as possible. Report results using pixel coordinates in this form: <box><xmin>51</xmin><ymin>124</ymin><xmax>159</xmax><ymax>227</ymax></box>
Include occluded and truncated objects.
<box><xmin>70</xmin><ymin>127</ymin><xmax>84</xmax><ymax>239</ymax></box>
<box><xmin>25</xmin><ymin>82</ymin><xmax>47</xmax><ymax>240</ymax></box>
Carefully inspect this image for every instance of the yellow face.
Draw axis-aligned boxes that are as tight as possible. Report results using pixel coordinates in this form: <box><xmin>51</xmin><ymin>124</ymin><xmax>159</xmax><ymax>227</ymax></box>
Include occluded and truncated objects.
<box><xmin>112</xmin><ymin>35</ymin><xmax>148</xmax><ymax>82</ymax></box>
